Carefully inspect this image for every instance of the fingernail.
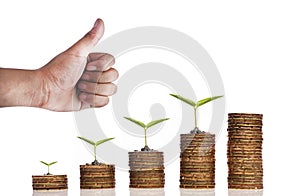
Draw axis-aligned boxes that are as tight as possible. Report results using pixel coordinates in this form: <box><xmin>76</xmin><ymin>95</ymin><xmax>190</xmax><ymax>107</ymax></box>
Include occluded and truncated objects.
<box><xmin>104</xmin><ymin>65</ymin><xmax>112</xmax><ymax>71</ymax></box>
<box><xmin>86</xmin><ymin>65</ymin><xmax>97</xmax><ymax>71</ymax></box>
<box><xmin>103</xmin><ymin>62</ymin><xmax>113</xmax><ymax>71</ymax></box>
<box><xmin>112</xmin><ymin>85</ymin><xmax>117</xmax><ymax>94</ymax></box>
<box><xmin>93</xmin><ymin>19</ymin><xmax>99</xmax><ymax>27</ymax></box>
<box><xmin>92</xmin><ymin>19</ymin><xmax>102</xmax><ymax>31</ymax></box>
<box><xmin>78</xmin><ymin>83</ymin><xmax>86</xmax><ymax>89</ymax></box>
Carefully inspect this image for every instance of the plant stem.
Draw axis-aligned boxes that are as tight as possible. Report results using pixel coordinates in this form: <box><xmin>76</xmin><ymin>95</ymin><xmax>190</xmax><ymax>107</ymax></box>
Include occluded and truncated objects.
<box><xmin>144</xmin><ymin>128</ymin><xmax>148</xmax><ymax>146</ymax></box>
<box><xmin>48</xmin><ymin>165</ymin><xmax>50</xmax><ymax>174</ymax></box>
<box><xmin>194</xmin><ymin>107</ymin><xmax>198</xmax><ymax>128</ymax></box>
<box><xmin>94</xmin><ymin>145</ymin><xmax>97</xmax><ymax>161</ymax></box>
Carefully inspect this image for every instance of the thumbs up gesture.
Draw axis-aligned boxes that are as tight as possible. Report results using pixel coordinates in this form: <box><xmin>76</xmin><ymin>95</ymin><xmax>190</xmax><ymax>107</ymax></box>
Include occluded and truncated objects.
<box><xmin>38</xmin><ymin>19</ymin><xmax>118</xmax><ymax>111</ymax></box>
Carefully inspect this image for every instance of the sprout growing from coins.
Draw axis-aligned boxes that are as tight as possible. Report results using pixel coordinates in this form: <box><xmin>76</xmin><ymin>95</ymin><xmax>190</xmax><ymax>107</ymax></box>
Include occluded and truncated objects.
<box><xmin>40</xmin><ymin>161</ymin><xmax>57</xmax><ymax>175</ymax></box>
<box><xmin>77</xmin><ymin>137</ymin><xmax>115</xmax><ymax>165</ymax></box>
<box><xmin>124</xmin><ymin>117</ymin><xmax>169</xmax><ymax>151</ymax></box>
<box><xmin>170</xmin><ymin>94</ymin><xmax>223</xmax><ymax>133</ymax></box>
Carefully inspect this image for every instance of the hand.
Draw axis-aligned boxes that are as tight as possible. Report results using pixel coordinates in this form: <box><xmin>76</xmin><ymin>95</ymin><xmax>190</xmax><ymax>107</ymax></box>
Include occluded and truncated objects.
<box><xmin>0</xmin><ymin>19</ymin><xmax>118</xmax><ymax>112</ymax></box>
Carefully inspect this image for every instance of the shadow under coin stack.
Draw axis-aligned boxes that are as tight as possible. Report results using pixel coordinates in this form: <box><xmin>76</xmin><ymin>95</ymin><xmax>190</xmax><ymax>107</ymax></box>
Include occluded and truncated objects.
<box><xmin>129</xmin><ymin>151</ymin><xmax>165</xmax><ymax>188</ymax></box>
<box><xmin>80</xmin><ymin>164</ymin><xmax>115</xmax><ymax>189</ymax></box>
<box><xmin>181</xmin><ymin>189</ymin><xmax>215</xmax><ymax>196</ymax></box>
<box><xmin>130</xmin><ymin>188</ymin><xmax>165</xmax><ymax>196</ymax></box>
<box><xmin>227</xmin><ymin>113</ymin><xmax>263</xmax><ymax>189</ymax></box>
<box><xmin>228</xmin><ymin>189</ymin><xmax>263</xmax><ymax>196</ymax></box>
<box><xmin>80</xmin><ymin>189</ymin><xmax>116</xmax><ymax>196</ymax></box>
<box><xmin>180</xmin><ymin>133</ymin><xmax>216</xmax><ymax>189</ymax></box>
<box><xmin>32</xmin><ymin>175</ymin><xmax>68</xmax><ymax>190</ymax></box>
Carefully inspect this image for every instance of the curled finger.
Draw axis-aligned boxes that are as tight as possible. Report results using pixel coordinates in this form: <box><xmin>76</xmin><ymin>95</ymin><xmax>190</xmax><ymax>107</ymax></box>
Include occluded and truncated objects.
<box><xmin>78</xmin><ymin>81</ymin><xmax>117</xmax><ymax>96</ymax></box>
<box><xmin>80</xmin><ymin>68</ymin><xmax>119</xmax><ymax>83</ymax></box>
<box><xmin>86</xmin><ymin>53</ymin><xmax>115</xmax><ymax>71</ymax></box>
<box><xmin>79</xmin><ymin>92</ymin><xmax>109</xmax><ymax>109</ymax></box>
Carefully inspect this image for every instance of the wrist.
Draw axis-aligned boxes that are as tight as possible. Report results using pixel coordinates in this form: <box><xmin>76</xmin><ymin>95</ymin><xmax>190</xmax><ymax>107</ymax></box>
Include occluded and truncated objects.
<box><xmin>31</xmin><ymin>69</ymin><xmax>49</xmax><ymax>108</ymax></box>
<box><xmin>0</xmin><ymin>68</ymin><xmax>48</xmax><ymax>108</ymax></box>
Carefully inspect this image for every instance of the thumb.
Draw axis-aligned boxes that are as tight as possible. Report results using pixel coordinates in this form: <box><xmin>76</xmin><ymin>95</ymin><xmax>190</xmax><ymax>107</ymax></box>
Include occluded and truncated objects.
<box><xmin>66</xmin><ymin>18</ymin><xmax>104</xmax><ymax>56</ymax></box>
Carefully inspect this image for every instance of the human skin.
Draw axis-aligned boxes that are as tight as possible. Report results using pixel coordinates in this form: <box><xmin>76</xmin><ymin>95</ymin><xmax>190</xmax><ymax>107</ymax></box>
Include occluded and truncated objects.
<box><xmin>0</xmin><ymin>19</ymin><xmax>118</xmax><ymax>111</ymax></box>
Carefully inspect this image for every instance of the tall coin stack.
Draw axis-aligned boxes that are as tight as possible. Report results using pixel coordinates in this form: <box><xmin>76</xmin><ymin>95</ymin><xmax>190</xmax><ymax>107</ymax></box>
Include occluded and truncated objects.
<box><xmin>80</xmin><ymin>164</ymin><xmax>115</xmax><ymax>189</ymax></box>
<box><xmin>227</xmin><ymin>113</ymin><xmax>263</xmax><ymax>189</ymax></box>
<box><xmin>129</xmin><ymin>151</ymin><xmax>165</xmax><ymax>188</ymax></box>
<box><xmin>180</xmin><ymin>133</ymin><xmax>216</xmax><ymax>189</ymax></box>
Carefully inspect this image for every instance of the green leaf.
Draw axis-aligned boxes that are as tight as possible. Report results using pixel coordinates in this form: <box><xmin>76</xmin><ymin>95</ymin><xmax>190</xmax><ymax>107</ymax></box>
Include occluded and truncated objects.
<box><xmin>40</xmin><ymin>161</ymin><xmax>57</xmax><ymax>166</ymax></box>
<box><xmin>77</xmin><ymin>136</ymin><xmax>96</xmax><ymax>146</ymax></box>
<box><xmin>124</xmin><ymin>117</ymin><xmax>146</xmax><ymax>128</ymax></box>
<box><xmin>95</xmin><ymin>137</ymin><xmax>115</xmax><ymax>146</ymax></box>
<box><xmin>196</xmin><ymin>95</ymin><xmax>223</xmax><ymax>108</ymax></box>
<box><xmin>169</xmin><ymin>94</ymin><xmax>196</xmax><ymax>107</ymax></box>
<box><xmin>48</xmin><ymin>161</ymin><xmax>58</xmax><ymax>166</ymax></box>
<box><xmin>146</xmin><ymin>118</ymin><xmax>170</xmax><ymax>129</ymax></box>
<box><xmin>40</xmin><ymin>161</ymin><xmax>49</xmax><ymax>166</ymax></box>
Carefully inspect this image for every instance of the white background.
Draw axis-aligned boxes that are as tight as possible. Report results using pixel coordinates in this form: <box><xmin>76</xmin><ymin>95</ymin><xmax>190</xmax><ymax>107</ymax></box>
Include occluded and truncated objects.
<box><xmin>1</xmin><ymin>0</ymin><xmax>300</xmax><ymax>195</ymax></box>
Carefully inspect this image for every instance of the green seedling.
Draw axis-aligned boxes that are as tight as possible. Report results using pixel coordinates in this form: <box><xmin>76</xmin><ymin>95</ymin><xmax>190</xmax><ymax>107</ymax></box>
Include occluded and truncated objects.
<box><xmin>40</xmin><ymin>161</ymin><xmax>57</xmax><ymax>175</ymax></box>
<box><xmin>77</xmin><ymin>136</ymin><xmax>115</xmax><ymax>165</ymax></box>
<box><xmin>170</xmin><ymin>94</ymin><xmax>223</xmax><ymax>133</ymax></box>
<box><xmin>124</xmin><ymin>117</ymin><xmax>169</xmax><ymax>151</ymax></box>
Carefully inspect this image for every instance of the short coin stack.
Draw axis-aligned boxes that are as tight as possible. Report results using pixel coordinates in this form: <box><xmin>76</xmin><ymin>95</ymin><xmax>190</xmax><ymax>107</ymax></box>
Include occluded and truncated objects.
<box><xmin>227</xmin><ymin>113</ymin><xmax>263</xmax><ymax>189</ymax></box>
<box><xmin>180</xmin><ymin>133</ymin><xmax>216</xmax><ymax>189</ymax></box>
<box><xmin>129</xmin><ymin>151</ymin><xmax>165</xmax><ymax>188</ymax></box>
<box><xmin>32</xmin><ymin>175</ymin><xmax>68</xmax><ymax>190</ymax></box>
<box><xmin>80</xmin><ymin>164</ymin><xmax>115</xmax><ymax>189</ymax></box>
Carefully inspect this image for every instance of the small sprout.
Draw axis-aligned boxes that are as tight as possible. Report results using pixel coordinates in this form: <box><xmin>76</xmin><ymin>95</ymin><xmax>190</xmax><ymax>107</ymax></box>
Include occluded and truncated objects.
<box><xmin>124</xmin><ymin>117</ymin><xmax>169</xmax><ymax>151</ymax></box>
<box><xmin>170</xmin><ymin>94</ymin><xmax>223</xmax><ymax>133</ymax></box>
<box><xmin>77</xmin><ymin>136</ymin><xmax>115</xmax><ymax>165</ymax></box>
<box><xmin>40</xmin><ymin>161</ymin><xmax>57</xmax><ymax>175</ymax></box>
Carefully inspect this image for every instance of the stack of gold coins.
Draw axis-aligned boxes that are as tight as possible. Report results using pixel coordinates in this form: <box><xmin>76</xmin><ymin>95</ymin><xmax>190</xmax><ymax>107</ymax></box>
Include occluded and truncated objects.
<box><xmin>180</xmin><ymin>133</ymin><xmax>216</xmax><ymax>189</ymax></box>
<box><xmin>80</xmin><ymin>164</ymin><xmax>115</xmax><ymax>189</ymax></box>
<box><xmin>129</xmin><ymin>151</ymin><xmax>165</xmax><ymax>188</ymax></box>
<box><xmin>227</xmin><ymin>113</ymin><xmax>263</xmax><ymax>189</ymax></box>
<box><xmin>32</xmin><ymin>175</ymin><xmax>68</xmax><ymax>190</ymax></box>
